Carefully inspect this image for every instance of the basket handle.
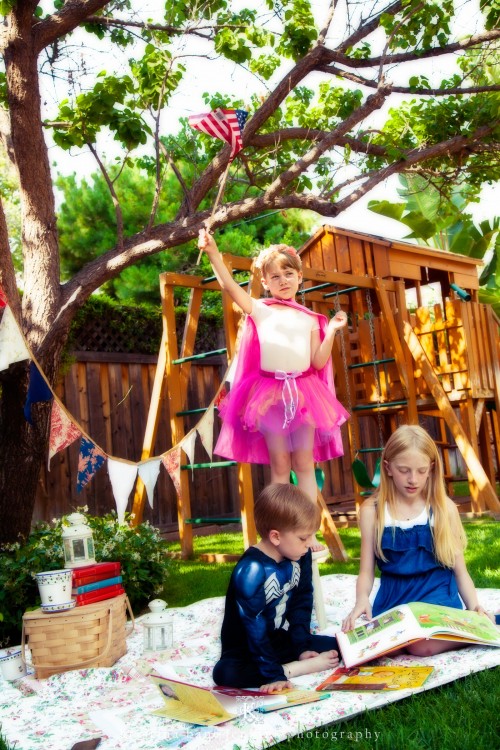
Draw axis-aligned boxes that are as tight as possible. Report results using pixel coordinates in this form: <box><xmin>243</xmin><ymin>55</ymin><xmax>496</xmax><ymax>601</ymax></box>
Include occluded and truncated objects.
<box><xmin>22</xmin><ymin>603</ymin><xmax>114</xmax><ymax>672</ymax></box>
<box><xmin>124</xmin><ymin>594</ymin><xmax>135</xmax><ymax>635</ymax></box>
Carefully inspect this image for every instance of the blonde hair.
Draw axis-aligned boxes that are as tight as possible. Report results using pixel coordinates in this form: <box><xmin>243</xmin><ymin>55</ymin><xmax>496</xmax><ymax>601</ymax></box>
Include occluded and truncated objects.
<box><xmin>254</xmin><ymin>483</ymin><xmax>320</xmax><ymax>538</ymax></box>
<box><xmin>372</xmin><ymin>425</ymin><xmax>465</xmax><ymax>568</ymax></box>
<box><xmin>254</xmin><ymin>245</ymin><xmax>302</xmax><ymax>277</ymax></box>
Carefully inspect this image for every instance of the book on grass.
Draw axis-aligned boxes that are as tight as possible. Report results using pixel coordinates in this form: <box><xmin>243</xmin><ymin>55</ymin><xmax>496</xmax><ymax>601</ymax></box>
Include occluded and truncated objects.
<box><xmin>149</xmin><ymin>675</ymin><xmax>331</xmax><ymax>726</ymax></box>
<box><xmin>72</xmin><ymin>562</ymin><xmax>121</xmax><ymax>586</ymax></box>
<box><xmin>337</xmin><ymin>602</ymin><xmax>500</xmax><ymax>668</ymax></box>
<box><xmin>75</xmin><ymin>583</ymin><xmax>125</xmax><ymax>606</ymax></box>
<box><xmin>316</xmin><ymin>665</ymin><xmax>434</xmax><ymax>691</ymax></box>
<box><xmin>72</xmin><ymin>575</ymin><xmax>123</xmax><ymax>595</ymax></box>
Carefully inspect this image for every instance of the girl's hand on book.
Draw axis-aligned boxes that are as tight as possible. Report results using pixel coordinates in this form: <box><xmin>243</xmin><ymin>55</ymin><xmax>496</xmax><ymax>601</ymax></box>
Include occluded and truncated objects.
<box><xmin>472</xmin><ymin>604</ymin><xmax>495</xmax><ymax>623</ymax></box>
<box><xmin>342</xmin><ymin>600</ymin><xmax>372</xmax><ymax>632</ymax></box>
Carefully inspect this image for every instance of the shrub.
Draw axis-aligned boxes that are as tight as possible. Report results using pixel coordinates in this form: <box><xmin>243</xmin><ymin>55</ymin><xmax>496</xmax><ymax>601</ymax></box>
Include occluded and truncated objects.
<box><xmin>0</xmin><ymin>510</ymin><xmax>171</xmax><ymax>648</ymax></box>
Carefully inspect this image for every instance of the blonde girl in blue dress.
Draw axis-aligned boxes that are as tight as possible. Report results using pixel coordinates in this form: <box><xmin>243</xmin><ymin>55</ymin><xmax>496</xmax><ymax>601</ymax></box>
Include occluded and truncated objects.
<box><xmin>342</xmin><ymin>425</ymin><xmax>491</xmax><ymax>656</ymax></box>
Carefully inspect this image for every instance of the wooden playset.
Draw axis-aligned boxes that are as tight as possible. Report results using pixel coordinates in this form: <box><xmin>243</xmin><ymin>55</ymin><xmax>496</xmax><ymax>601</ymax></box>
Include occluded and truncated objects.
<box><xmin>132</xmin><ymin>225</ymin><xmax>500</xmax><ymax>560</ymax></box>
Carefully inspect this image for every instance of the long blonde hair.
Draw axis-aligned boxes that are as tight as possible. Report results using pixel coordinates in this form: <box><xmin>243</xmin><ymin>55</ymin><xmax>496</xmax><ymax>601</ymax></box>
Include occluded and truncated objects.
<box><xmin>373</xmin><ymin>425</ymin><xmax>465</xmax><ymax>568</ymax></box>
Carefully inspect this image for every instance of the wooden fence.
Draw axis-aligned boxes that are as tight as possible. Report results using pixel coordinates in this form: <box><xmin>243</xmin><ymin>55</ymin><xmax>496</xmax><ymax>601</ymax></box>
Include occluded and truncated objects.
<box><xmin>34</xmin><ymin>352</ymin><xmax>268</xmax><ymax>530</ymax></box>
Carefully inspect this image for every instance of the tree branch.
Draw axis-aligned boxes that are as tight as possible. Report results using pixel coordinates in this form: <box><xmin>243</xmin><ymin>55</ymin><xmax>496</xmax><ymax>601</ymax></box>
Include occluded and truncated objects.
<box><xmin>87</xmin><ymin>142</ymin><xmax>124</xmax><ymax>249</ymax></box>
<box><xmin>262</xmin><ymin>84</ymin><xmax>392</xmax><ymax>201</ymax></box>
<box><xmin>33</xmin><ymin>0</ymin><xmax>111</xmax><ymax>53</ymax></box>
<box><xmin>321</xmin><ymin>29</ymin><xmax>500</xmax><ymax>70</ymax></box>
<box><xmin>317</xmin><ymin>64</ymin><xmax>500</xmax><ymax>96</ymax></box>
<box><xmin>248</xmin><ymin>129</ymin><xmax>392</xmax><ymax>157</ymax></box>
<box><xmin>177</xmin><ymin>43</ymin><xmax>332</xmax><ymax>219</ymax></box>
<box><xmin>83</xmin><ymin>14</ymin><xmax>246</xmax><ymax>39</ymax></box>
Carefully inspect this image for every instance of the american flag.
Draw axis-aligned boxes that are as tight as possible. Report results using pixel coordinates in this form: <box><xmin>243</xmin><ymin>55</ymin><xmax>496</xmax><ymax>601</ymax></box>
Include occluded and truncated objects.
<box><xmin>188</xmin><ymin>108</ymin><xmax>248</xmax><ymax>160</ymax></box>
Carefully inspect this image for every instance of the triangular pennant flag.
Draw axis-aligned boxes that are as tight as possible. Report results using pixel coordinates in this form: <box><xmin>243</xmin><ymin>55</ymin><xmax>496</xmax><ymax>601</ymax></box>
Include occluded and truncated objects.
<box><xmin>24</xmin><ymin>361</ymin><xmax>53</xmax><ymax>424</ymax></box>
<box><xmin>0</xmin><ymin>286</ymin><xmax>7</xmax><ymax>308</ymax></box>
<box><xmin>197</xmin><ymin>405</ymin><xmax>215</xmax><ymax>460</ymax></box>
<box><xmin>161</xmin><ymin>448</ymin><xmax>181</xmax><ymax>496</ymax></box>
<box><xmin>48</xmin><ymin>401</ymin><xmax>82</xmax><ymax>468</ymax></box>
<box><xmin>182</xmin><ymin>430</ymin><xmax>197</xmax><ymax>467</ymax></box>
<box><xmin>0</xmin><ymin>305</ymin><xmax>30</xmax><ymax>371</ymax></box>
<box><xmin>138</xmin><ymin>458</ymin><xmax>162</xmax><ymax>510</ymax></box>
<box><xmin>77</xmin><ymin>436</ymin><xmax>106</xmax><ymax>493</ymax></box>
<box><xmin>107</xmin><ymin>458</ymin><xmax>138</xmax><ymax>525</ymax></box>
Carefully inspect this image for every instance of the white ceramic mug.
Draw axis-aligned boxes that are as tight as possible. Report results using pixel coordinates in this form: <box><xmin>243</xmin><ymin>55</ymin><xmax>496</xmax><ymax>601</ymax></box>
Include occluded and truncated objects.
<box><xmin>35</xmin><ymin>568</ymin><xmax>73</xmax><ymax>606</ymax></box>
<box><xmin>0</xmin><ymin>650</ymin><xmax>27</xmax><ymax>681</ymax></box>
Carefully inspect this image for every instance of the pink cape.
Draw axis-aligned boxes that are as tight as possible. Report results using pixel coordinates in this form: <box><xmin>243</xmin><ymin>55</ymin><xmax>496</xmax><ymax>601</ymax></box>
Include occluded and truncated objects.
<box><xmin>214</xmin><ymin>298</ymin><xmax>349</xmax><ymax>464</ymax></box>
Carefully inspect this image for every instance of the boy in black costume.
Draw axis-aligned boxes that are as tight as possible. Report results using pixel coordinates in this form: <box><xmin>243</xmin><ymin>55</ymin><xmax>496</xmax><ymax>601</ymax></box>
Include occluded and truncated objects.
<box><xmin>213</xmin><ymin>484</ymin><xmax>339</xmax><ymax>692</ymax></box>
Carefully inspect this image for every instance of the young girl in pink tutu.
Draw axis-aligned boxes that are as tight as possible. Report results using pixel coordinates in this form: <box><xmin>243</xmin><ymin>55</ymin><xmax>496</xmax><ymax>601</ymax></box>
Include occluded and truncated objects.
<box><xmin>198</xmin><ymin>228</ymin><xmax>349</xmax><ymax>504</ymax></box>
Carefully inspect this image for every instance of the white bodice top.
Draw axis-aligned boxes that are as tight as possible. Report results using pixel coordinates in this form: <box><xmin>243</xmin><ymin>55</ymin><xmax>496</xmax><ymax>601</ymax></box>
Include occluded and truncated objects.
<box><xmin>250</xmin><ymin>299</ymin><xmax>319</xmax><ymax>373</ymax></box>
<box><xmin>384</xmin><ymin>504</ymin><xmax>431</xmax><ymax>529</ymax></box>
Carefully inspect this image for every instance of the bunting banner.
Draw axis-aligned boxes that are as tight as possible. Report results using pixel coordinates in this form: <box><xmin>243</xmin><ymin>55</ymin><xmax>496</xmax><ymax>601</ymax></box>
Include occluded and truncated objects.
<box><xmin>77</xmin><ymin>436</ymin><xmax>107</xmax><ymax>493</ymax></box>
<box><xmin>48</xmin><ymin>400</ymin><xmax>82</xmax><ymax>468</ymax></box>
<box><xmin>0</xmin><ymin>305</ymin><xmax>30</xmax><ymax>372</ymax></box>
<box><xmin>24</xmin><ymin>362</ymin><xmax>53</xmax><ymax>424</ymax></box>
<box><xmin>107</xmin><ymin>458</ymin><xmax>138</xmax><ymax>524</ymax></box>
<box><xmin>138</xmin><ymin>458</ymin><xmax>162</xmax><ymax>510</ymax></box>
<box><xmin>161</xmin><ymin>448</ymin><xmax>181</xmax><ymax>496</ymax></box>
<box><xmin>197</xmin><ymin>405</ymin><xmax>214</xmax><ymax>461</ymax></box>
<box><xmin>182</xmin><ymin>430</ymin><xmax>197</xmax><ymax>471</ymax></box>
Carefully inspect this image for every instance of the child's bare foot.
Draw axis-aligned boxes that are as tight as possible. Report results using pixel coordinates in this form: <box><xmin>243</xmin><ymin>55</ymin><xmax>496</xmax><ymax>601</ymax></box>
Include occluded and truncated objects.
<box><xmin>298</xmin><ymin>650</ymin><xmax>320</xmax><ymax>661</ymax></box>
<box><xmin>288</xmin><ymin>650</ymin><xmax>339</xmax><ymax>677</ymax></box>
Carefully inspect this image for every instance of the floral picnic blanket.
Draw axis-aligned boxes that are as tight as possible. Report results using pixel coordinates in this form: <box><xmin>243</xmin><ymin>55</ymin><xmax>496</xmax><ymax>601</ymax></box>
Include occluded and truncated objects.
<box><xmin>1</xmin><ymin>575</ymin><xmax>499</xmax><ymax>750</ymax></box>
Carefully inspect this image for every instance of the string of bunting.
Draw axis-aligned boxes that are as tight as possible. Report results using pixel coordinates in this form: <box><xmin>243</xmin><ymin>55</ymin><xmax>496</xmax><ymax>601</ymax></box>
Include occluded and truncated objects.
<box><xmin>0</xmin><ymin>288</ymin><xmax>229</xmax><ymax>524</ymax></box>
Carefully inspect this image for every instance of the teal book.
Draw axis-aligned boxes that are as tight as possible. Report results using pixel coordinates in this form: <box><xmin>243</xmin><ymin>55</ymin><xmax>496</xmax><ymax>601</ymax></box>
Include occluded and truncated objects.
<box><xmin>72</xmin><ymin>575</ymin><xmax>123</xmax><ymax>594</ymax></box>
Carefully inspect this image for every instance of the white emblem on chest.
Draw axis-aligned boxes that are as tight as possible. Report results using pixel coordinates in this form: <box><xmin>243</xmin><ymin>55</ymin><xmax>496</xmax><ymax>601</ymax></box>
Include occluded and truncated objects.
<box><xmin>263</xmin><ymin>562</ymin><xmax>300</xmax><ymax>629</ymax></box>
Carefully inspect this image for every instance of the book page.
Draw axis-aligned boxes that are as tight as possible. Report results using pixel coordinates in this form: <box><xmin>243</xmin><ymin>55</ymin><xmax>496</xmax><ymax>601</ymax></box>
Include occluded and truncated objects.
<box><xmin>406</xmin><ymin>603</ymin><xmax>500</xmax><ymax>644</ymax></box>
<box><xmin>337</xmin><ymin>604</ymin><xmax>421</xmax><ymax>666</ymax></box>
<box><xmin>316</xmin><ymin>665</ymin><xmax>434</xmax><ymax>691</ymax></box>
<box><xmin>149</xmin><ymin>677</ymin><xmax>234</xmax><ymax>726</ymax></box>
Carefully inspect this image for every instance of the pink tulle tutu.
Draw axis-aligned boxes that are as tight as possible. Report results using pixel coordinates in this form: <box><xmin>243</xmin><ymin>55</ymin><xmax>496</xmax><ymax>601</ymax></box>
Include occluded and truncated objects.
<box><xmin>215</xmin><ymin>368</ymin><xmax>349</xmax><ymax>463</ymax></box>
<box><xmin>214</xmin><ymin>298</ymin><xmax>350</xmax><ymax>465</ymax></box>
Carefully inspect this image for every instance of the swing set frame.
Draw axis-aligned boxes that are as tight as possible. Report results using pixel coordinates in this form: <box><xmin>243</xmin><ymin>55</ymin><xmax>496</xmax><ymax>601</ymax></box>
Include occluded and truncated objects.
<box><xmin>132</xmin><ymin>225</ymin><xmax>500</xmax><ymax>561</ymax></box>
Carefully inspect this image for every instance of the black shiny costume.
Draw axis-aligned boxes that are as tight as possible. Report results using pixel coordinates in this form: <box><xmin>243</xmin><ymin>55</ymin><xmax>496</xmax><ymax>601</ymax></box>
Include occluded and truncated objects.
<box><xmin>213</xmin><ymin>546</ymin><xmax>337</xmax><ymax>687</ymax></box>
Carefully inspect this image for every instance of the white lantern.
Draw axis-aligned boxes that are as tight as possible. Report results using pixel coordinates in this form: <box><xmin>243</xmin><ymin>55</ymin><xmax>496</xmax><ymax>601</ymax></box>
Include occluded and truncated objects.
<box><xmin>62</xmin><ymin>512</ymin><xmax>96</xmax><ymax>569</ymax></box>
<box><xmin>143</xmin><ymin>599</ymin><xmax>173</xmax><ymax>652</ymax></box>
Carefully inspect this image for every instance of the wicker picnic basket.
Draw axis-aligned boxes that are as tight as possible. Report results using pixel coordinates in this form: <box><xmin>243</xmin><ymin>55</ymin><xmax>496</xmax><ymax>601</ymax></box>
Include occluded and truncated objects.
<box><xmin>21</xmin><ymin>593</ymin><xmax>134</xmax><ymax>679</ymax></box>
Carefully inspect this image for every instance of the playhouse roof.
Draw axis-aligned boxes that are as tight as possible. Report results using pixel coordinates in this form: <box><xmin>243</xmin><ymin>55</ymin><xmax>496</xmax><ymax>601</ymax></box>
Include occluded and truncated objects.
<box><xmin>299</xmin><ymin>224</ymin><xmax>482</xmax><ymax>289</ymax></box>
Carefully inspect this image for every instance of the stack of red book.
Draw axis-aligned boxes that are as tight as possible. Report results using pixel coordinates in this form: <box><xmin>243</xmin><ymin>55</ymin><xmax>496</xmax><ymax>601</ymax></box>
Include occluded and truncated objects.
<box><xmin>71</xmin><ymin>562</ymin><xmax>124</xmax><ymax>606</ymax></box>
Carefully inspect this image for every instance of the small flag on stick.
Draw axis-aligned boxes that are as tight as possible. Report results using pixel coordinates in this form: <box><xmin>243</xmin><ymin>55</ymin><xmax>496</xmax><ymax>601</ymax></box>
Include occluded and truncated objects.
<box><xmin>188</xmin><ymin>108</ymin><xmax>248</xmax><ymax>160</ymax></box>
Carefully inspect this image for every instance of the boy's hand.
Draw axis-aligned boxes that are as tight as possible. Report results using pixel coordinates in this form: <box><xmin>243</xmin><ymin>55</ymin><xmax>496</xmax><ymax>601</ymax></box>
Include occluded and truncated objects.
<box><xmin>198</xmin><ymin>227</ymin><xmax>218</xmax><ymax>256</ymax></box>
<box><xmin>259</xmin><ymin>680</ymin><xmax>293</xmax><ymax>693</ymax></box>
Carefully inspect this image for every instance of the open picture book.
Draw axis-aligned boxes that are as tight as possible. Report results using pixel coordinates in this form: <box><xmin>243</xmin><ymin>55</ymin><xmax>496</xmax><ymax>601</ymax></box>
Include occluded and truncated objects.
<box><xmin>337</xmin><ymin>602</ymin><xmax>500</xmax><ymax>668</ymax></box>
<box><xmin>316</xmin><ymin>665</ymin><xmax>434</xmax><ymax>691</ymax></box>
<box><xmin>148</xmin><ymin>675</ymin><xmax>331</xmax><ymax>726</ymax></box>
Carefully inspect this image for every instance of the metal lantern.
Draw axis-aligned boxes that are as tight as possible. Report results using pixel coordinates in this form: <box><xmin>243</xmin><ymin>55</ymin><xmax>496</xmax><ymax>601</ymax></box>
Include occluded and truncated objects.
<box><xmin>143</xmin><ymin>599</ymin><xmax>173</xmax><ymax>652</ymax></box>
<box><xmin>62</xmin><ymin>512</ymin><xmax>96</xmax><ymax>569</ymax></box>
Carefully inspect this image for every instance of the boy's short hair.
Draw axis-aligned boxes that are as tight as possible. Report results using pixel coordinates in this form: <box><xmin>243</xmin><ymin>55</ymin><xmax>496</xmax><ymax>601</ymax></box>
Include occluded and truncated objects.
<box><xmin>254</xmin><ymin>483</ymin><xmax>321</xmax><ymax>538</ymax></box>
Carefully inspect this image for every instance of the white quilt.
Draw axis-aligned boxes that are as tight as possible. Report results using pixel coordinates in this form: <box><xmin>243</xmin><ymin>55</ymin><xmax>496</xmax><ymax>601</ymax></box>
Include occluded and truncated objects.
<box><xmin>1</xmin><ymin>575</ymin><xmax>499</xmax><ymax>750</ymax></box>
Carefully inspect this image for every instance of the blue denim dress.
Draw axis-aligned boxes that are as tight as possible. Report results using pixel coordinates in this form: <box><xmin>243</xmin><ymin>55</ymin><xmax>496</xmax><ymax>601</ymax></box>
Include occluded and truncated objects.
<box><xmin>372</xmin><ymin>507</ymin><xmax>463</xmax><ymax>617</ymax></box>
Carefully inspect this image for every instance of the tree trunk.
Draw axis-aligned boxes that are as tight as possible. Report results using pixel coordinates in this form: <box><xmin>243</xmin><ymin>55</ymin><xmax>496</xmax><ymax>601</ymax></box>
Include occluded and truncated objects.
<box><xmin>0</xmin><ymin>4</ymin><xmax>66</xmax><ymax>545</ymax></box>
<box><xmin>0</xmin><ymin>364</ymin><xmax>49</xmax><ymax>542</ymax></box>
